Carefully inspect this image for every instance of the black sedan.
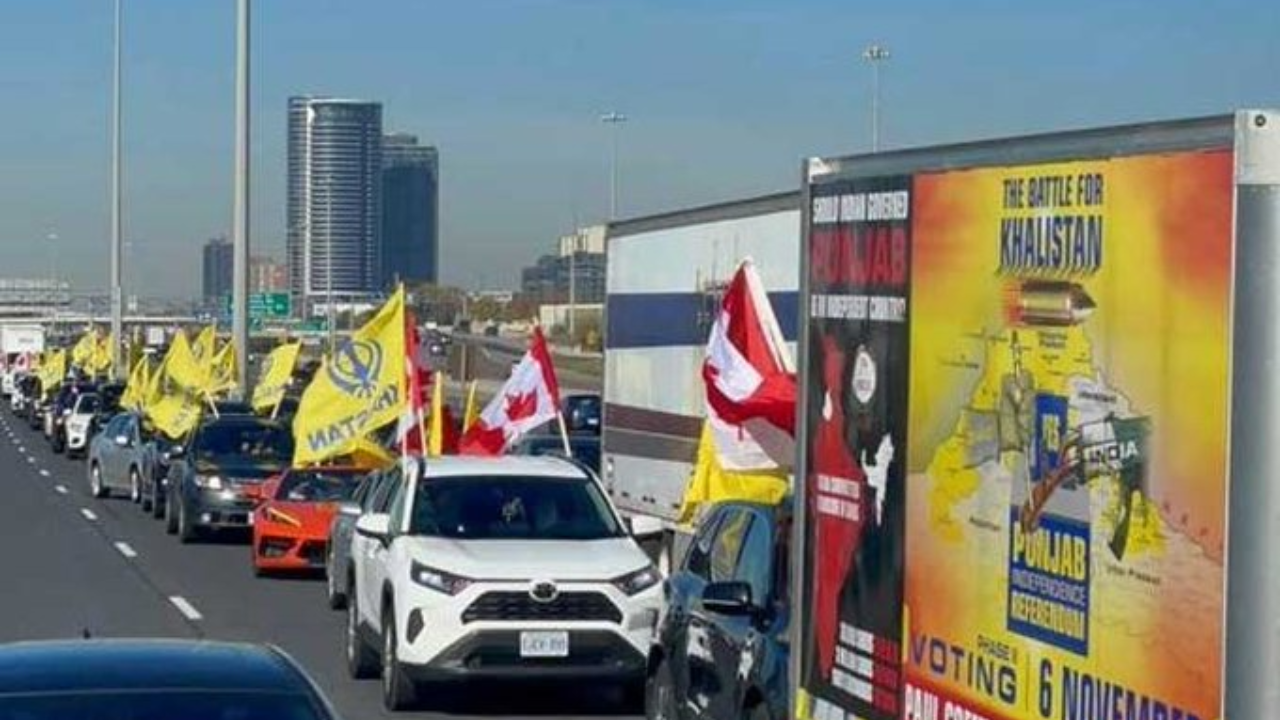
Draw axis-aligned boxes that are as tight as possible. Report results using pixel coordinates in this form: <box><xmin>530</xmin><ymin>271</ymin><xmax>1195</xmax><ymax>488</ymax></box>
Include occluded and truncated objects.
<box><xmin>646</xmin><ymin>500</ymin><xmax>791</xmax><ymax>720</ymax></box>
<box><xmin>0</xmin><ymin>639</ymin><xmax>342</xmax><ymax>719</ymax></box>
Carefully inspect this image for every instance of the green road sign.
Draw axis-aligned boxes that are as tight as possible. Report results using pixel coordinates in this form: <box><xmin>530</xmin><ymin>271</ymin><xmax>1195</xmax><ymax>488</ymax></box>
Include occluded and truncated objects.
<box><xmin>221</xmin><ymin>293</ymin><xmax>291</xmax><ymax>319</ymax></box>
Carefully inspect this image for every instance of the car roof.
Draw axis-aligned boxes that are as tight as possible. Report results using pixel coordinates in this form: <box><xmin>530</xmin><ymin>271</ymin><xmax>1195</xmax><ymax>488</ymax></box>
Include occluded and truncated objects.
<box><xmin>419</xmin><ymin>455</ymin><xmax>589</xmax><ymax>480</ymax></box>
<box><xmin>0</xmin><ymin>640</ymin><xmax>313</xmax><ymax>695</ymax></box>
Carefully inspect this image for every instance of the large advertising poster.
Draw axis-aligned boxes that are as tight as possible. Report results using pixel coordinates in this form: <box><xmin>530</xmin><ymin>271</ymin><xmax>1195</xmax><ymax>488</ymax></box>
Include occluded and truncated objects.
<box><xmin>801</xmin><ymin>176</ymin><xmax>913</xmax><ymax>720</ymax></box>
<box><xmin>799</xmin><ymin>149</ymin><xmax>1233</xmax><ymax>720</ymax></box>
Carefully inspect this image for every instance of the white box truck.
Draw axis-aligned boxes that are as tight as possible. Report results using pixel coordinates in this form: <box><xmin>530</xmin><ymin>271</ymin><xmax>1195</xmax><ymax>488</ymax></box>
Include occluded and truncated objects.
<box><xmin>601</xmin><ymin>192</ymin><xmax>799</xmax><ymax>566</ymax></box>
<box><xmin>791</xmin><ymin>111</ymin><xmax>1280</xmax><ymax>720</ymax></box>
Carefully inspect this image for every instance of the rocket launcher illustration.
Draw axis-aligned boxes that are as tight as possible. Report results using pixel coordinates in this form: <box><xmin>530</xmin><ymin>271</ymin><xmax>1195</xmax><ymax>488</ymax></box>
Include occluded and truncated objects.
<box><xmin>1004</xmin><ymin>280</ymin><xmax>1096</xmax><ymax>327</ymax></box>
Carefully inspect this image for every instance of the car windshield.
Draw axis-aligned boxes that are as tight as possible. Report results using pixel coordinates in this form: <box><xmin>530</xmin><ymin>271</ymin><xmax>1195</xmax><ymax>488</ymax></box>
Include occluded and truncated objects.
<box><xmin>194</xmin><ymin>422</ymin><xmax>294</xmax><ymax>465</ymax></box>
<box><xmin>409</xmin><ymin>475</ymin><xmax>622</xmax><ymax>540</ymax></box>
<box><xmin>0</xmin><ymin>690</ymin><xmax>326</xmax><ymax>720</ymax></box>
<box><xmin>516</xmin><ymin>437</ymin><xmax>601</xmax><ymax>472</ymax></box>
<box><xmin>276</xmin><ymin>470</ymin><xmax>363</xmax><ymax>502</ymax></box>
<box><xmin>75</xmin><ymin>395</ymin><xmax>100</xmax><ymax>414</ymax></box>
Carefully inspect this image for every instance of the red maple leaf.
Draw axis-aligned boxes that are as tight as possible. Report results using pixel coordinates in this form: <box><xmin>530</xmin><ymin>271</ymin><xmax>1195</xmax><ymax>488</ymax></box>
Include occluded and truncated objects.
<box><xmin>504</xmin><ymin>389</ymin><xmax>538</xmax><ymax>422</ymax></box>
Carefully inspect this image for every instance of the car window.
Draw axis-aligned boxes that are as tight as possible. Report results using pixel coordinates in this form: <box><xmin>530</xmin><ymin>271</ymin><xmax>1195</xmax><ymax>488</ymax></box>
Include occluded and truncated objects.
<box><xmin>734</xmin><ymin>514</ymin><xmax>772</xmax><ymax>604</ymax></box>
<box><xmin>684</xmin><ymin>508</ymin><xmax>725</xmax><ymax>580</ymax></box>
<box><xmin>359</xmin><ymin>472</ymin><xmax>387</xmax><ymax>511</ymax></box>
<box><xmin>386</xmin><ymin>471</ymin><xmax>410</xmax><ymax>534</ymax></box>
<box><xmin>372</xmin><ymin>468</ymin><xmax>403</xmax><ymax>513</ymax></box>
<box><xmin>408</xmin><ymin>474</ymin><xmax>623</xmax><ymax>540</ymax></box>
<box><xmin>193</xmin><ymin>421</ymin><xmax>294</xmax><ymax>465</ymax></box>
<box><xmin>709</xmin><ymin>508</ymin><xmax>751</xmax><ymax>584</ymax></box>
<box><xmin>103</xmin><ymin>415</ymin><xmax>125</xmax><ymax>437</ymax></box>
<box><xmin>277</xmin><ymin>470</ymin><xmax>363</xmax><ymax>502</ymax></box>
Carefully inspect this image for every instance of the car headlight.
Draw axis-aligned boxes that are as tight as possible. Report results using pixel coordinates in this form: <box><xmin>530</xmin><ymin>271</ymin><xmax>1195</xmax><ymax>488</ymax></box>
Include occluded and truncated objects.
<box><xmin>612</xmin><ymin>565</ymin><xmax>662</xmax><ymax>596</ymax></box>
<box><xmin>194</xmin><ymin>474</ymin><xmax>223</xmax><ymax>490</ymax></box>
<box><xmin>409</xmin><ymin>561</ymin><xmax>471</xmax><ymax>595</ymax></box>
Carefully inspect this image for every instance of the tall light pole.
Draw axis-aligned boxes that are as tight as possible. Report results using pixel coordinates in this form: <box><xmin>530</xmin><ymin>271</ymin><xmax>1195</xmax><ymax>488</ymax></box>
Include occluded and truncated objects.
<box><xmin>110</xmin><ymin>0</ymin><xmax>123</xmax><ymax>379</ymax></box>
<box><xmin>600</xmin><ymin>112</ymin><xmax>627</xmax><ymax>220</ymax></box>
<box><xmin>863</xmin><ymin>43</ymin><xmax>890</xmax><ymax>152</ymax></box>
<box><xmin>231</xmin><ymin>0</ymin><xmax>251</xmax><ymax>393</ymax></box>
<box><xmin>324</xmin><ymin>176</ymin><xmax>335</xmax><ymax>354</ymax></box>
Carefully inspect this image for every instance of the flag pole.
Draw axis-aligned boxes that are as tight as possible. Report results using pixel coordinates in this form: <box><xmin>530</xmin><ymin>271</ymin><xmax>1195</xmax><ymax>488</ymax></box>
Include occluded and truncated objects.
<box><xmin>556</xmin><ymin>410</ymin><xmax>573</xmax><ymax>458</ymax></box>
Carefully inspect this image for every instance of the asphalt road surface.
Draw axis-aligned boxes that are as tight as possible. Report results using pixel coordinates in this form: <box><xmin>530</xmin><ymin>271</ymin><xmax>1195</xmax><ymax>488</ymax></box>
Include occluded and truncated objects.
<box><xmin>0</xmin><ymin>407</ymin><xmax>640</xmax><ymax>720</ymax></box>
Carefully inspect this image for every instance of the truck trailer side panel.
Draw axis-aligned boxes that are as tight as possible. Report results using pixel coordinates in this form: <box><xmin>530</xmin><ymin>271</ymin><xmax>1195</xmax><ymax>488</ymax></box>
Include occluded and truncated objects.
<box><xmin>603</xmin><ymin>193</ymin><xmax>799</xmax><ymax>523</ymax></box>
<box><xmin>792</xmin><ymin>112</ymin><xmax>1274</xmax><ymax>720</ymax></box>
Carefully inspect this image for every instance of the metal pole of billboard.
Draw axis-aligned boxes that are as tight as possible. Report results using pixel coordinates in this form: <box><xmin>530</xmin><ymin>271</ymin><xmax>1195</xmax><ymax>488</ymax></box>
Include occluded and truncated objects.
<box><xmin>1225</xmin><ymin>109</ymin><xmax>1280</xmax><ymax>720</ymax></box>
<box><xmin>863</xmin><ymin>44</ymin><xmax>889</xmax><ymax>152</ymax></box>
<box><xmin>231</xmin><ymin>0</ymin><xmax>251</xmax><ymax>394</ymax></box>
<box><xmin>109</xmin><ymin>0</ymin><xmax>123</xmax><ymax>380</ymax></box>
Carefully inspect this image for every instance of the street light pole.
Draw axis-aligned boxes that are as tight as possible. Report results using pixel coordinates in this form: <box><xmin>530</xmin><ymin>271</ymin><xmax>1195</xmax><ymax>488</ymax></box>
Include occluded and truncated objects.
<box><xmin>231</xmin><ymin>0</ymin><xmax>251</xmax><ymax>393</ymax></box>
<box><xmin>325</xmin><ymin>176</ymin><xmax>335</xmax><ymax>354</ymax></box>
<box><xmin>600</xmin><ymin>112</ymin><xmax>627</xmax><ymax>220</ymax></box>
<box><xmin>863</xmin><ymin>44</ymin><xmax>890</xmax><ymax>152</ymax></box>
<box><xmin>110</xmin><ymin>0</ymin><xmax>123</xmax><ymax>379</ymax></box>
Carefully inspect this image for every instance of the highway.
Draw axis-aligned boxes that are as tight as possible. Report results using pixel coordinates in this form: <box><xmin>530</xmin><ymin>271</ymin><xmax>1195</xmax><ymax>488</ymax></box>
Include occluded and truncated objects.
<box><xmin>0</xmin><ymin>407</ymin><xmax>638</xmax><ymax>720</ymax></box>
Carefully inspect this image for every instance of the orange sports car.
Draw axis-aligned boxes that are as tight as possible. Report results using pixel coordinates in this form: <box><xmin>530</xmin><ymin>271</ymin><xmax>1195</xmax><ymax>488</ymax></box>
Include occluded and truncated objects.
<box><xmin>251</xmin><ymin>466</ymin><xmax>367</xmax><ymax>576</ymax></box>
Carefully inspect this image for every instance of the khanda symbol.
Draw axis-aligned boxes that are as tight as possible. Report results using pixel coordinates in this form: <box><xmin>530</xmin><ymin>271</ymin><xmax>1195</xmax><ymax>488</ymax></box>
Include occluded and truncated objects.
<box><xmin>327</xmin><ymin>340</ymin><xmax>383</xmax><ymax>399</ymax></box>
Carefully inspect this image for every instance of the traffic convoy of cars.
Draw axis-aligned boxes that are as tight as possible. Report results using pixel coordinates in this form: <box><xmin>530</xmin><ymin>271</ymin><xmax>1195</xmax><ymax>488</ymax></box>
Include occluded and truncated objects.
<box><xmin>0</xmin><ymin>357</ymin><xmax>785</xmax><ymax>719</ymax></box>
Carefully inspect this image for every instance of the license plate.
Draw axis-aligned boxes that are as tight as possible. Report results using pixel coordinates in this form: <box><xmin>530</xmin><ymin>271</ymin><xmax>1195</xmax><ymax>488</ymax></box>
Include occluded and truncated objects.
<box><xmin>519</xmin><ymin>631</ymin><xmax>569</xmax><ymax>658</ymax></box>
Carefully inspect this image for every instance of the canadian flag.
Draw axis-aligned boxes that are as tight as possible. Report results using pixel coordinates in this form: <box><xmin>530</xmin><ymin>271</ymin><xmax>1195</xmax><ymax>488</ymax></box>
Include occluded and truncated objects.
<box><xmin>703</xmin><ymin>260</ymin><xmax>797</xmax><ymax>471</ymax></box>
<box><xmin>460</xmin><ymin>327</ymin><xmax>562</xmax><ymax>456</ymax></box>
<box><xmin>397</xmin><ymin>317</ymin><xmax>429</xmax><ymax>456</ymax></box>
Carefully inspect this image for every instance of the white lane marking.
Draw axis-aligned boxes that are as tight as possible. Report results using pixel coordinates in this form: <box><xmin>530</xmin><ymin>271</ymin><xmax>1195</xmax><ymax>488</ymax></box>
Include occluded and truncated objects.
<box><xmin>26</xmin><ymin>457</ymin><xmax>35</xmax><ymax>464</ymax></box>
<box><xmin>39</xmin><ymin>469</ymin><xmax>49</xmax><ymax>478</ymax></box>
<box><xmin>169</xmin><ymin>596</ymin><xmax>203</xmax><ymax>621</ymax></box>
<box><xmin>79</xmin><ymin>508</ymin><xmax>98</xmax><ymax>521</ymax></box>
<box><xmin>54</xmin><ymin>485</ymin><xmax>68</xmax><ymax>495</ymax></box>
<box><xmin>114</xmin><ymin>542</ymin><xmax>138</xmax><ymax>559</ymax></box>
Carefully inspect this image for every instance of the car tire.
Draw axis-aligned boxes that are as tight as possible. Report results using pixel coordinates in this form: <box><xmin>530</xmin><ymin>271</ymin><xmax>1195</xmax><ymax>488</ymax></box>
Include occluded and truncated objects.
<box><xmin>646</xmin><ymin>657</ymin><xmax>679</xmax><ymax>720</ymax></box>
<box><xmin>744</xmin><ymin>701</ymin><xmax>773</xmax><ymax>720</ymax></box>
<box><xmin>327</xmin><ymin>550</ymin><xmax>348</xmax><ymax>610</ymax></box>
<box><xmin>346</xmin><ymin>594</ymin><xmax>379</xmax><ymax>680</ymax></box>
<box><xmin>381</xmin><ymin>602</ymin><xmax>417</xmax><ymax>711</ymax></box>
<box><xmin>129</xmin><ymin>469</ymin><xmax>142</xmax><ymax>504</ymax></box>
<box><xmin>150</xmin><ymin>478</ymin><xmax>166</xmax><ymax>519</ymax></box>
<box><xmin>165</xmin><ymin>492</ymin><xmax>179</xmax><ymax>535</ymax></box>
<box><xmin>178</xmin><ymin>499</ymin><xmax>199</xmax><ymax>544</ymax></box>
<box><xmin>89</xmin><ymin>463</ymin><xmax>108</xmax><ymax>499</ymax></box>
<box><xmin>52</xmin><ymin>433</ymin><xmax>64</xmax><ymax>454</ymax></box>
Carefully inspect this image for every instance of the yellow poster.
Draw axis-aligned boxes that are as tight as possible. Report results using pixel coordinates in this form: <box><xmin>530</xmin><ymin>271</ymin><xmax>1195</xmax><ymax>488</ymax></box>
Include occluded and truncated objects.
<box><xmin>903</xmin><ymin>150</ymin><xmax>1231</xmax><ymax>720</ymax></box>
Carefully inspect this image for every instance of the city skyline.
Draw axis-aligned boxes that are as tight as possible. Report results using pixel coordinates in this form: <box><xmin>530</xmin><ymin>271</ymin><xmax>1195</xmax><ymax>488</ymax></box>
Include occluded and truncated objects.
<box><xmin>0</xmin><ymin>0</ymin><xmax>1275</xmax><ymax>298</ymax></box>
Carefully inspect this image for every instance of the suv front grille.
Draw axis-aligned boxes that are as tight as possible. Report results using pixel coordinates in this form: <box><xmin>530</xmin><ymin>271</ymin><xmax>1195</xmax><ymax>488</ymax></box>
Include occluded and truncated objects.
<box><xmin>462</xmin><ymin>591</ymin><xmax>622</xmax><ymax>625</ymax></box>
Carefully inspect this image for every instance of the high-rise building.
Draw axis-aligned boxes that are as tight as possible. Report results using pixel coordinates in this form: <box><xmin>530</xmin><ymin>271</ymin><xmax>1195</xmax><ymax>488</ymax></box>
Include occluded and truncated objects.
<box><xmin>202</xmin><ymin>236</ymin><xmax>233</xmax><ymax>302</ymax></box>
<box><xmin>286</xmin><ymin>96</ymin><xmax>383</xmax><ymax>313</ymax></box>
<box><xmin>519</xmin><ymin>225</ymin><xmax>606</xmax><ymax>305</ymax></box>
<box><xmin>249</xmin><ymin>255</ymin><xmax>287</xmax><ymax>293</ymax></box>
<box><xmin>380</xmin><ymin>133</ymin><xmax>439</xmax><ymax>289</ymax></box>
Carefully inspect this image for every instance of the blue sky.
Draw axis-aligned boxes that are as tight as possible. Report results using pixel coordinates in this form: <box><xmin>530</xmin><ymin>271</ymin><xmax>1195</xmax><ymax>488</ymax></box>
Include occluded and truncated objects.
<box><xmin>0</xmin><ymin>0</ymin><xmax>1276</xmax><ymax>297</ymax></box>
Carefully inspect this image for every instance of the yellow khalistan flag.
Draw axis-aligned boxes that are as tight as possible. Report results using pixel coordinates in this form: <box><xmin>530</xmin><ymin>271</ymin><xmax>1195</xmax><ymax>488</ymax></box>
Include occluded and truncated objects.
<box><xmin>145</xmin><ymin>341</ymin><xmax>203</xmax><ymax>439</ymax></box>
<box><xmin>120</xmin><ymin>356</ymin><xmax>152</xmax><ymax>411</ymax></box>
<box><xmin>252</xmin><ymin>342</ymin><xmax>302</xmax><ymax>413</ymax></box>
<box><xmin>89</xmin><ymin>333</ymin><xmax>114</xmax><ymax>375</ymax></box>
<box><xmin>292</xmin><ymin>287</ymin><xmax>406</xmax><ymax>466</ymax></box>
<box><xmin>71</xmin><ymin>329</ymin><xmax>98</xmax><ymax>369</ymax></box>
<box><xmin>676</xmin><ymin>420</ymin><xmax>789</xmax><ymax>524</ymax></box>
<box><xmin>209</xmin><ymin>341</ymin><xmax>239</xmax><ymax>396</ymax></box>
<box><xmin>39</xmin><ymin>349</ymin><xmax>67</xmax><ymax>393</ymax></box>
<box><xmin>164</xmin><ymin>332</ymin><xmax>207</xmax><ymax>393</ymax></box>
<box><xmin>192</xmin><ymin>325</ymin><xmax>217</xmax><ymax>365</ymax></box>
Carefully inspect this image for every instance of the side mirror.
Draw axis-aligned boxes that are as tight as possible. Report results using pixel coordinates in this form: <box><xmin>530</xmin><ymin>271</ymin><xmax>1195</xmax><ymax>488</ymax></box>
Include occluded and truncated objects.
<box><xmin>626</xmin><ymin>515</ymin><xmax>665</xmax><ymax>540</ymax></box>
<box><xmin>114</xmin><ymin>434</ymin><xmax>130</xmax><ymax>447</ymax></box>
<box><xmin>165</xmin><ymin>445</ymin><xmax>185</xmax><ymax>460</ymax></box>
<box><xmin>355</xmin><ymin>513</ymin><xmax>391</xmax><ymax>544</ymax></box>
<box><xmin>701</xmin><ymin>581</ymin><xmax>756</xmax><ymax>616</ymax></box>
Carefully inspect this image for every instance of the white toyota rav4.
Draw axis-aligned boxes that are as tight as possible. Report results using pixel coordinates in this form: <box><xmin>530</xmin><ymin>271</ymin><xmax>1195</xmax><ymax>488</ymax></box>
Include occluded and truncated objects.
<box><xmin>346</xmin><ymin>455</ymin><xmax>663</xmax><ymax>711</ymax></box>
